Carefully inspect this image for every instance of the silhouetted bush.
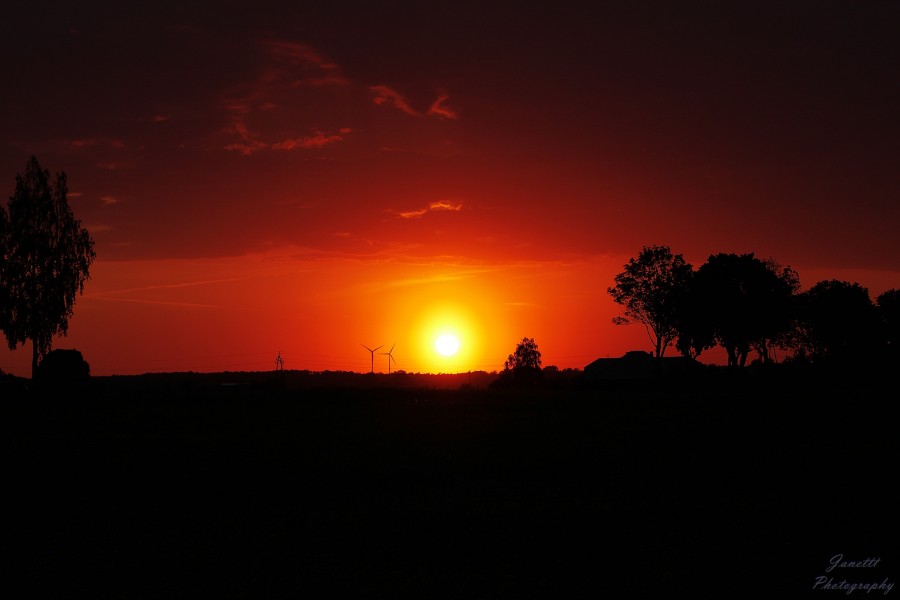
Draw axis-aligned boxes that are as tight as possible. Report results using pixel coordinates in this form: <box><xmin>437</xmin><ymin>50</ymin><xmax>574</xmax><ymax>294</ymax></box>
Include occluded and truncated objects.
<box><xmin>36</xmin><ymin>348</ymin><xmax>90</xmax><ymax>385</ymax></box>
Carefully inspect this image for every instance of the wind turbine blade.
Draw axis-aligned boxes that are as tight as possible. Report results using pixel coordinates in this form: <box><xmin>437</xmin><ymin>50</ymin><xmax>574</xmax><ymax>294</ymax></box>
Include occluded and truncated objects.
<box><xmin>389</xmin><ymin>343</ymin><xmax>395</xmax><ymax>353</ymax></box>
<box><xmin>362</xmin><ymin>344</ymin><xmax>372</xmax><ymax>352</ymax></box>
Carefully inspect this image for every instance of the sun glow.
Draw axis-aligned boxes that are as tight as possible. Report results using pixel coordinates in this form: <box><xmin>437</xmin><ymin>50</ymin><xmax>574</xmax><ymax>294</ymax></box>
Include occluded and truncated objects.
<box><xmin>435</xmin><ymin>334</ymin><xmax>460</xmax><ymax>356</ymax></box>
<box><xmin>410</xmin><ymin>300</ymin><xmax>487</xmax><ymax>373</ymax></box>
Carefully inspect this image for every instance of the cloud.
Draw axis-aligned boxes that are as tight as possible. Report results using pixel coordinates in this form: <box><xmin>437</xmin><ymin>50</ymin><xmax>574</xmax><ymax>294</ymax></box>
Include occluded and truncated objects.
<box><xmin>68</xmin><ymin>138</ymin><xmax>98</xmax><ymax>148</ymax></box>
<box><xmin>271</xmin><ymin>131</ymin><xmax>346</xmax><ymax>151</ymax></box>
<box><xmin>428</xmin><ymin>201</ymin><xmax>463</xmax><ymax>212</ymax></box>
<box><xmin>370</xmin><ymin>85</ymin><xmax>420</xmax><ymax>116</ymax></box>
<box><xmin>395</xmin><ymin>200</ymin><xmax>464</xmax><ymax>219</ymax></box>
<box><xmin>64</xmin><ymin>138</ymin><xmax>126</xmax><ymax>150</ymax></box>
<box><xmin>221</xmin><ymin>39</ymin><xmax>459</xmax><ymax>155</ymax></box>
<box><xmin>221</xmin><ymin>39</ymin><xmax>352</xmax><ymax>153</ymax></box>
<box><xmin>427</xmin><ymin>93</ymin><xmax>458</xmax><ymax>119</ymax></box>
<box><xmin>225</xmin><ymin>128</ymin><xmax>350</xmax><ymax>155</ymax></box>
<box><xmin>224</xmin><ymin>139</ymin><xmax>268</xmax><ymax>156</ymax></box>
<box><xmin>100</xmin><ymin>195</ymin><xmax>120</xmax><ymax>206</ymax></box>
<box><xmin>89</xmin><ymin>277</ymin><xmax>249</xmax><ymax>296</ymax></box>
<box><xmin>86</xmin><ymin>297</ymin><xmax>222</xmax><ymax>309</ymax></box>
<box><xmin>261</xmin><ymin>40</ymin><xmax>350</xmax><ymax>86</ymax></box>
<box><xmin>398</xmin><ymin>208</ymin><xmax>429</xmax><ymax>219</ymax></box>
<box><xmin>370</xmin><ymin>86</ymin><xmax>460</xmax><ymax>120</ymax></box>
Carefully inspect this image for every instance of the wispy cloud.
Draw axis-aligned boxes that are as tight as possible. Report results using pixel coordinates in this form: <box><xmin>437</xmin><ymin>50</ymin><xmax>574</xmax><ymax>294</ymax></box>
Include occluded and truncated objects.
<box><xmin>371</xmin><ymin>86</ymin><xmax>460</xmax><ymax>120</ymax></box>
<box><xmin>225</xmin><ymin>128</ymin><xmax>350</xmax><ymax>155</ymax></box>
<box><xmin>370</xmin><ymin>85</ymin><xmax>420</xmax><ymax>116</ymax></box>
<box><xmin>222</xmin><ymin>39</ymin><xmax>353</xmax><ymax>155</ymax></box>
<box><xmin>86</xmin><ymin>297</ymin><xmax>222</xmax><ymax>309</ymax></box>
<box><xmin>64</xmin><ymin>138</ymin><xmax>126</xmax><ymax>150</ymax></box>
<box><xmin>395</xmin><ymin>200</ymin><xmax>464</xmax><ymax>219</ymax></box>
<box><xmin>427</xmin><ymin>93</ymin><xmax>458</xmax><ymax>119</ymax></box>
<box><xmin>429</xmin><ymin>201</ymin><xmax>463</xmax><ymax>212</ymax></box>
<box><xmin>260</xmin><ymin>40</ymin><xmax>350</xmax><ymax>86</ymax></box>
<box><xmin>398</xmin><ymin>208</ymin><xmax>428</xmax><ymax>219</ymax></box>
<box><xmin>87</xmin><ymin>276</ymin><xmax>250</xmax><ymax>299</ymax></box>
<box><xmin>100</xmin><ymin>195</ymin><xmax>120</xmax><ymax>206</ymax></box>
<box><xmin>271</xmin><ymin>130</ymin><xmax>347</xmax><ymax>151</ymax></box>
<box><xmin>359</xmin><ymin>269</ymin><xmax>496</xmax><ymax>294</ymax></box>
<box><xmin>84</xmin><ymin>274</ymin><xmax>249</xmax><ymax>309</ymax></box>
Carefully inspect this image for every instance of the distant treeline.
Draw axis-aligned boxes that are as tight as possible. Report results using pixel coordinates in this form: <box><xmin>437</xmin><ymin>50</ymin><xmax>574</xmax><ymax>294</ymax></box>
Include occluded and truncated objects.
<box><xmin>608</xmin><ymin>245</ymin><xmax>899</xmax><ymax>369</ymax></box>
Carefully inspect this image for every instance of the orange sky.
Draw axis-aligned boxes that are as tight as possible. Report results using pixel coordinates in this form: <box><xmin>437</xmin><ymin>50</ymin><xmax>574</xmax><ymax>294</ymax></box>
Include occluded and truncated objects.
<box><xmin>2</xmin><ymin>2</ymin><xmax>899</xmax><ymax>376</ymax></box>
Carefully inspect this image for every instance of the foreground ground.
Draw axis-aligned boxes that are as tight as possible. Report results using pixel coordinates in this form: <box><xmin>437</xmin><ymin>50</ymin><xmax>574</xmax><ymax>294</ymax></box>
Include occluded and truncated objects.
<box><xmin>3</xmin><ymin>373</ymin><xmax>898</xmax><ymax>597</ymax></box>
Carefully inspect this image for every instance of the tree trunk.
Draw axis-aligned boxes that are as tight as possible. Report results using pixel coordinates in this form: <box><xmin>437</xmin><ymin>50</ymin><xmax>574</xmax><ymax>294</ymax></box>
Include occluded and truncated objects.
<box><xmin>726</xmin><ymin>346</ymin><xmax>738</xmax><ymax>367</ymax></box>
<box><xmin>31</xmin><ymin>340</ymin><xmax>39</xmax><ymax>380</ymax></box>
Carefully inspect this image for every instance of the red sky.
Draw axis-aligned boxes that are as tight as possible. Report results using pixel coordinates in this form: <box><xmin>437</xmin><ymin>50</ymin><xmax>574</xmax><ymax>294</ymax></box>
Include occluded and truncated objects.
<box><xmin>2</xmin><ymin>1</ymin><xmax>898</xmax><ymax>376</ymax></box>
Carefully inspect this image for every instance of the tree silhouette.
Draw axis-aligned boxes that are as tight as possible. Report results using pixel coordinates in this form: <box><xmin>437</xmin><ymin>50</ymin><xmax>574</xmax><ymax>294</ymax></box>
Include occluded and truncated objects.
<box><xmin>608</xmin><ymin>245</ymin><xmax>693</xmax><ymax>359</ymax></box>
<box><xmin>673</xmin><ymin>276</ymin><xmax>716</xmax><ymax>359</ymax></box>
<box><xmin>876</xmin><ymin>289</ymin><xmax>900</xmax><ymax>361</ymax></box>
<box><xmin>1</xmin><ymin>157</ymin><xmax>95</xmax><ymax>379</ymax></box>
<box><xmin>752</xmin><ymin>259</ymin><xmax>801</xmax><ymax>364</ymax></box>
<box><xmin>505</xmin><ymin>337</ymin><xmax>542</xmax><ymax>371</ymax></box>
<box><xmin>692</xmin><ymin>253</ymin><xmax>798</xmax><ymax>367</ymax></box>
<box><xmin>0</xmin><ymin>201</ymin><xmax>7</xmax><ymax>330</ymax></box>
<box><xmin>794</xmin><ymin>280</ymin><xmax>879</xmax><ymax>367</ymax></box>
<box><xmin>500</xmin><ymin>337</ymin><xmax>542</xmax><ymax>385</ymax></box>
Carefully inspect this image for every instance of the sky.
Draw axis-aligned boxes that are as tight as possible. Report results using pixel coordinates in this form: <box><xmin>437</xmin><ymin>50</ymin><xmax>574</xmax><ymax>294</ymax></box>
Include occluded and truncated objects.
<box><xmin>2</xmin><ymin>1</ymin><xmax>899</xmax><ymax>376</ymax></box>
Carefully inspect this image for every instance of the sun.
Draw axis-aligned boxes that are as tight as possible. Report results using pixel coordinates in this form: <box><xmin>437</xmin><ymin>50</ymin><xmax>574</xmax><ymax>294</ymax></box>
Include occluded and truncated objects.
<box><xmin>435</xmin><ymin>334</ymin><xmax>460</xmax><ymax>356</ymax></box>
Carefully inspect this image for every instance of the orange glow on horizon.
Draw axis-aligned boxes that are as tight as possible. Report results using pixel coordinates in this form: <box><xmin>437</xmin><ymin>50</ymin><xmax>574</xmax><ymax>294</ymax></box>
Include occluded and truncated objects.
<box><xmin>1</xmin><ymin>249</ymin><xmax>653</xmax><ymax>376</ymax></box>
<box><xmin>2</xmin><ymin>247</ymin><xmax>897</xmax><ymax>378</ymax></box>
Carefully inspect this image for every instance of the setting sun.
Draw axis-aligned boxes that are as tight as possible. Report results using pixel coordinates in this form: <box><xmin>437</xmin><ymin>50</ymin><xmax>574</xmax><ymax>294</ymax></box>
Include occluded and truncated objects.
<box><xmin>435</xmin><ymin>334</ymin><xmax>460</xmax><ymax>356</ymax></box>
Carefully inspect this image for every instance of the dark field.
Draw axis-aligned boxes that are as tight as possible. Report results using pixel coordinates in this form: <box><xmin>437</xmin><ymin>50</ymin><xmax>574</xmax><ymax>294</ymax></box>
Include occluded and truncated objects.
<box><xmin>4</xmin><ymin>374</ymin><xmax>898</xmax><ymax>597</ymax></box>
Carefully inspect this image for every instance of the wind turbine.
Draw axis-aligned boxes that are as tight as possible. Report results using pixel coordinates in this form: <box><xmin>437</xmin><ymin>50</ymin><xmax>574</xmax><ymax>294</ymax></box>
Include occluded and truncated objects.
<box><xmin>362</xmin><ymin>344</ymin><xmax>383</xmax><ymax>373</ymax></box>
<box><xmin>380</xmin><ymin>343</ymin><xmax>397</xmax><ymax>374</ymax></box>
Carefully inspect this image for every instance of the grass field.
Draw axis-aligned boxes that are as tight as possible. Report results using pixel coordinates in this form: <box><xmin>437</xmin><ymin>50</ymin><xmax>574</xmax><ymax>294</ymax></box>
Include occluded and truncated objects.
<box><xmin>4</xmin><ymin>374</ymin><xmax>897</xmax><ymax>597</ymax></box>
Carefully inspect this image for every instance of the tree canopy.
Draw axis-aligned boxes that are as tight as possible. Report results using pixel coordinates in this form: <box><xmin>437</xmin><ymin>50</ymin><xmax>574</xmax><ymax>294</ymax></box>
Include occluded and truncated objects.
<box><xmin>608</xmin><ymin>245</ymin><xmax>693</xmax><ymax>359</ymax></box>
<box><xmin>498</xmin><ymin>337</ymin><xmax>543</xmax><ymax>385</ymax></box>
<box><xmin>793</xmin><ymin>280</ymin><xmax>880</xmax><ymax>367</ymax></box>
<box><xmin>1</xmin><ymin>157</ymin><xmax>95</xmax><ymax>378</ymax></box>
<box><xmin>690</xmin><ymin>253</ymin><xmax>798</xmax><ymax>367</ymax></box>
<box><xmin>505</xmin><ymin>337</ymin><xmax>542</xmax><ymax>372</ymax></box>
<box><xmin>876</xmin><ymin>289</ymin><xmax>900</xmax><ymax>361</ymax></box>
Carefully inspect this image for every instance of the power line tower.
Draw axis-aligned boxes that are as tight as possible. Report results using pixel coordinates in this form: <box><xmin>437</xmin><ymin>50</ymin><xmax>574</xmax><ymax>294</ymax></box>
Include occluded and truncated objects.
<box><xmin>275</xmin><ymin>351</ymin><xmax>285</xmax><ymax>387</ymax></box>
